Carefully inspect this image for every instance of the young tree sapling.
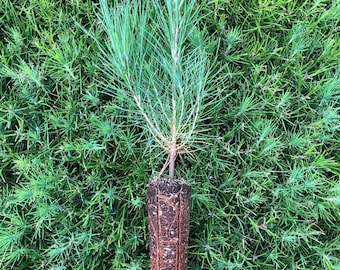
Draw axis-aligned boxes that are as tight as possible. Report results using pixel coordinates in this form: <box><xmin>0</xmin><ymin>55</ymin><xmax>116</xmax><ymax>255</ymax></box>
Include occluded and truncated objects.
<box><xmin>90</xmin><ymin>0</ymin><xmax>225</xmax><ymax>268</ymax></box>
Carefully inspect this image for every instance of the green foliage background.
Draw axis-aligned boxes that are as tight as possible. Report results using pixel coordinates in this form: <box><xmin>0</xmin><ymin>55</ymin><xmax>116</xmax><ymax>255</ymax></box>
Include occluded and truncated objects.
<box><xmin>0</xmin><ymin>0</ymin><xmax>339</xmax><ymax>269</ymax></box>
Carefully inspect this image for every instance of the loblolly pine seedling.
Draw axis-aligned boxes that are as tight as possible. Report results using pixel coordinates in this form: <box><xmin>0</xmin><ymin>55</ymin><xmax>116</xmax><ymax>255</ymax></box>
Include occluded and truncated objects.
<box><xmin>83</xmin><ymin>0</ymin><xmax>226</xmax><ymax>268</ymax></box>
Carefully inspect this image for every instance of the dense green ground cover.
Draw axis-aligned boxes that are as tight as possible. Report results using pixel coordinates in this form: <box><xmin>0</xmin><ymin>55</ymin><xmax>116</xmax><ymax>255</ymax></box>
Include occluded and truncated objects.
<box><xmin>0</xmin><ymin>0</ymin><xmax>339</xmax><ymax>269</ymax></box>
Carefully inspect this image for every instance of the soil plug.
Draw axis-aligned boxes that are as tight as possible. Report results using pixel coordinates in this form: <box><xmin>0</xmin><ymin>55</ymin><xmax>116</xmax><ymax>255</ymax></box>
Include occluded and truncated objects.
<box><xmin>148</xmin><ymin>179</ymin><xmax>191</xmax><ymax>270</ymax></box>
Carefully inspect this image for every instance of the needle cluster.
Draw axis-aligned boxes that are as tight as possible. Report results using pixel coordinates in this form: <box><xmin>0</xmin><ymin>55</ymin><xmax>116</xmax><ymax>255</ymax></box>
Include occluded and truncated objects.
<box><xmin>93</xmin><ymin>0</ymin><xmax>223</xmax><ymax>180</ymax></box>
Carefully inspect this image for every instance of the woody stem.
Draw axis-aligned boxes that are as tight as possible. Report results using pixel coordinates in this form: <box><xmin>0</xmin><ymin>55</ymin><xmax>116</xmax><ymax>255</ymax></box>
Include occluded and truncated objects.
<box><xmin>169</xmin><ymin>121</ymin><xmax>177</xmax><ymax>180</ymax></box>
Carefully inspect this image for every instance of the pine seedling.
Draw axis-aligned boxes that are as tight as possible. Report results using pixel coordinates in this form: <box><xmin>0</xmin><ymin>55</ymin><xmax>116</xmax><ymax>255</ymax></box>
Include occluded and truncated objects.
<box><xmin>85</xmin><ymin>0</ymin><xmax>226</xmax><ymax>268</ymax></box>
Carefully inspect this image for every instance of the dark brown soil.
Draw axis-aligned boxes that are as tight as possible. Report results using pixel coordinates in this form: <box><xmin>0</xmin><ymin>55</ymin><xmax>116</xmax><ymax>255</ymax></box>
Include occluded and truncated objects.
<box><xmin>147</xmin><ymin>178</ymin><xmax>191</xmax><ymax>270</ymax></box>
